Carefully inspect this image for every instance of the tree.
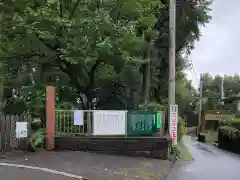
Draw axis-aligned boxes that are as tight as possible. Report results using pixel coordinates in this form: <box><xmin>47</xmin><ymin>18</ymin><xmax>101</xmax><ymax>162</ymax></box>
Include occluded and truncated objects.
<box><xmin>0</xmin><ymin>0</ymin><xmax>163</xmax><ymax>109</ymax></box>
<box><xmin>201</xmin><ymin>73</ymin><xmax>240</xmax><ymax>111</ymax></box>
<box><xmin>0</xmin><ymin>0</ymin><xmax>212</xmax><ymax>114</ymax></box>
<box><xmin>151</xmin><ymin>0</ymin><xmax>211</xmax><ymax>104</ymax></box>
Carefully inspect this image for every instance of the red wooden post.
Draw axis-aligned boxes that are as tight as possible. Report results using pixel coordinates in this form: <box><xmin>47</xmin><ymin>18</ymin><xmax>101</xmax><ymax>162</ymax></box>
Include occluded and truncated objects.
<box><xmin>46</xmin><ymin>86</ymin><xmax>55</xmax><ymax>150</ymax></box>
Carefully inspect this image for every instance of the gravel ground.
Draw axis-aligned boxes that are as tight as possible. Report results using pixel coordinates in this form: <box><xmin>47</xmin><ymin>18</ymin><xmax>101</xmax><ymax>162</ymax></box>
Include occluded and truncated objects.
<box><xmin>0</xmin><ymin>151</ymin><xmax>172</xmax><ymax>180</ymax></box>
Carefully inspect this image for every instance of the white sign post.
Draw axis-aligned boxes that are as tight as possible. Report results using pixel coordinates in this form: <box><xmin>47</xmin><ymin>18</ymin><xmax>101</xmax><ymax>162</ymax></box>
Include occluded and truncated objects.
<box><xmin>16</xmin><ymin>122</ymin><xmax>28</xmax><ymax>139</ymax></box>
<box><xmin>169</xmin><ymin>104</ymin><xmax>178</xmax><ymax>145</ymax></box>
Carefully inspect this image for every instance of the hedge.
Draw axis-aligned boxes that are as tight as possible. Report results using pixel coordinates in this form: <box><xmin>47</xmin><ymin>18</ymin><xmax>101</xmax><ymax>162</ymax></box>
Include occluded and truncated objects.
<box><xmin>178</xmin><ymin>116</ymin><xmax>185</xmax><ymax>142</ymax></box>
<box><xmin>218</xmin><ymin>123</ymin><xmax>240</xmax><ymax>153</ymax></box>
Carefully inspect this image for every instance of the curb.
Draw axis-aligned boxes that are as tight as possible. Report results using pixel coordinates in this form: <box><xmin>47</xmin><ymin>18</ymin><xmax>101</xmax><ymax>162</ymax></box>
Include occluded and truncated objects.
<box><xmin>163</xmin><ymin>155</ymin><xmax>177</xmax><ymax>180</ymax></box>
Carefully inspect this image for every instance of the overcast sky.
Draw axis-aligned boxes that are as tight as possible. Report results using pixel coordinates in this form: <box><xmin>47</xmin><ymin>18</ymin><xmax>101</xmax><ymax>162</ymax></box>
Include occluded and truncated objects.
<box><xmin>186</xmin><ymin>0</ymin><xmax>240</xmax><ymax>88</ymax></box>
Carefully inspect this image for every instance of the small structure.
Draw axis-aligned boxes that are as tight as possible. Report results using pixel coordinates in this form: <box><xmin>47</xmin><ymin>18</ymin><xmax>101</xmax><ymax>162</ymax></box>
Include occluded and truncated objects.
<box><xmin>202</xmin><ymin>92</ymin><xmax>240</xmax><ymax>130</ymax></box>
<box><xmin>203</xmin><ymin>110</ymin><xmax>233</xmax><ymax>130</ymax></box>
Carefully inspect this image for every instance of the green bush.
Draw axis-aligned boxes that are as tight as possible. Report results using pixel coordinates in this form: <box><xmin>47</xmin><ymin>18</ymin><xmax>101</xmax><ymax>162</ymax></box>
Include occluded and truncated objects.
<box><xmin>139</xmin><ymin>102</ymin><xmax>166</xmax><ymax>111</ymax></box>
<box><xmin>218</xmin><ymin>125</ymin><xmax>239</xmax><ymax>140</ymax></box>
<box><xmin>171</xmin><ymin>145</ymin><xmax>180</xmax><ymax>158</ymax></box>
<box><xmin>219</xmin><ymin>117</ymin><xmax>240</xmax><ymax>130</ymax></box>
<box><xmin>218</xmin><ymin>125</ymin><xmax>240</xmax><ymax>153</ymax></box>
<box><xmin>230</xmin><ymin>120</ymin><xmax>240</xmax><ymax>131</ymax></box>
<box><xmin>178</xmin><ymin>117</ymin><xmax>185</xmax><ymax>142</ymax></box>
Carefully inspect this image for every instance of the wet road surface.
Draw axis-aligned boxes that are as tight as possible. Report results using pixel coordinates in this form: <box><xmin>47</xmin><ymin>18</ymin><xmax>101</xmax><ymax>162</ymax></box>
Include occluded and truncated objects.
<box><xmin>167</xmin><ymin>136</ymin><xmax>240</xmax><ymax>180</ymax></box>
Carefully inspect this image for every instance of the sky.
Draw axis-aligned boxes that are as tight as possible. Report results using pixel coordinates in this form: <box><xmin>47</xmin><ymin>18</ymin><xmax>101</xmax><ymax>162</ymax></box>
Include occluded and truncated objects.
<box><xmin>186</xmin><ymin>0</ymin><xmax>240</xmax><ymax>88</ymax></box>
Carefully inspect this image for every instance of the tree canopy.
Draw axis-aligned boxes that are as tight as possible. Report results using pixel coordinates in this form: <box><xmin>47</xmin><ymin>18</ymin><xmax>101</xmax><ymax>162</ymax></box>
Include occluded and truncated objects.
<box><xmin>0</xmin><ymin>0</ymin><xmax>212</xmax><ymax>116</ymax></box>
<box><xmin>200</xmin><ymin>73</ymin><xmax>240</xmax><ymax>112</ymax></box>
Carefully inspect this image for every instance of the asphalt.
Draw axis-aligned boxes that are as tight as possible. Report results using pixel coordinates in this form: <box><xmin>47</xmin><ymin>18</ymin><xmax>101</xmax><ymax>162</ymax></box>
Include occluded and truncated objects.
<box><xmin>167</xmin><ymin>136</ymin><xmax>240</xmax><ymax>180</ymax></box>
<box><xmin>0</xmin><ymin>150</ymin><xmax>171</xmax><ymax>180</ymax></box>
<box><xmin>0</xmin><ymin>166</ymin><xmax>78</xmax><ymax>180</ymax></box>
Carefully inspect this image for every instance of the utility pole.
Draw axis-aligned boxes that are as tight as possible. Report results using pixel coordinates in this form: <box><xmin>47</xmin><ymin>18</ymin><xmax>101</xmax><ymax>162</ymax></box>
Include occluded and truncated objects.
<box><xmin>168</xmin><ymin>0</ymin><xmax>176</xmax><ymax>105</ymax></box>
<box><xmin>198</xmin><ymin>74</ymin><xmax>203</xmax><ymax>135</ymax></box>
<box><xmin>220</xmin><ymin>78</ymin><xmax>224</xmax><ymax>99</ymax></box>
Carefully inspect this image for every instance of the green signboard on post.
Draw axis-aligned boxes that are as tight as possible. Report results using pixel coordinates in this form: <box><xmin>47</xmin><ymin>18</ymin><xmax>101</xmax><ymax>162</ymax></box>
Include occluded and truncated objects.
<box><xmin>127</xmin><ymin>111</ymin><xmax>158</xmax><ymax>136</ymax></box>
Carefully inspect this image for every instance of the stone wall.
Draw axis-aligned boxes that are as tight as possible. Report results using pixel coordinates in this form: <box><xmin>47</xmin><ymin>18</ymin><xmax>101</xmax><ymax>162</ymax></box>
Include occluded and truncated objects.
<box><xmin>55</xmin><ymin>136</ymin><xmax>170</xmax><ymax>160</ymax></box>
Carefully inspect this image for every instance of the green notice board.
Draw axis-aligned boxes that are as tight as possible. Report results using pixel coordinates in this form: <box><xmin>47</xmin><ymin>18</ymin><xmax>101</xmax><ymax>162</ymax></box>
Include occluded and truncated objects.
<box><xmin>127</xmin><ymin>111</ymin><xmax>157</xmax><ymax>136</ymax></box>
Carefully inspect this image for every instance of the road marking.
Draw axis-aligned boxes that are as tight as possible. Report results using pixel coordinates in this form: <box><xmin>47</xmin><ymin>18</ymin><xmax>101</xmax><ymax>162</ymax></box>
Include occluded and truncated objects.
<box><xmin>0</xmin><ymin>162</ymin><xmax>86</xmax><ymax>179</ymax></box>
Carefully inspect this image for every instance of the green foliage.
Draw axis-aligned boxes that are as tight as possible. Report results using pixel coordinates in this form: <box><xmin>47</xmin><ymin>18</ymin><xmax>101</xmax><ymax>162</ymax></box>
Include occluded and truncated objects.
<box><xmin>178</xmin><ymin>117</ymin><xmax>185</xmax><ymax>142</ymax></box>
<box><xmin>201</xmin><ymin>73</ymin><xmax>240</xmax><ymax>111</ymax></box>
<box><xmin>0</xmin><ymin>1</ymin><xmax>212</xmax><ymax>115</ymax></box>
<box><xmin>29</xmin><ymin>120</ymin><xmax>45</xmax><ymax>152</ymax></box>
<box><xmin>219</xmin><ymin>117</ymin><xmax>240</xmax><ymax>131</ymax></box>
<box><xmin>171</xmin><ymin>140</ymin><xmax>192</xmax><ymax>161</ymax></box>
<box><xmin>171</xmin><ymin>145</ymin><xmax>180</xmax><ymax>158</ymax></box>
<box><xmin>218</xmin><ymin>117</ymin><xmax>240</xmax><ymax>153</ymax></box>
<box><xmin>139</xmin><ymin>102</ymin><xmax>166</xmax><ymax>111</ymax></box>
<box><xmin>171</xmin><ymin>116</ymin><xmax>187</xmax><ymax>158</ymax></box>
<box><xmin>218</xmin><ymin>124</ymin><xmax>240</xmax><ymax>153</ymax></box>
<box><xmin>218</xmin><ymin>117</ymin><xmax>240</xmax><ymax>139</ymax></box>
<box><xmin>219</xmin><ymin>125</ymin><xmax>239</xmax><ymax>139</ymax></box>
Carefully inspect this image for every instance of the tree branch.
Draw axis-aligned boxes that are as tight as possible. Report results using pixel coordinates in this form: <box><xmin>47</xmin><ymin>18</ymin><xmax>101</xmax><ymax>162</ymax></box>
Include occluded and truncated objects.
<box><xmin>35</xmin><ymin>33</ymin><xmax>56</xmax><ymax>50</ymax></box>
<box><xmin>0</xmin><ymin>52</ymin><xmax>46</xmax><ymax>62</ymax></box>
<box><xmin>84</xmin><ymin>60</ymin><xmax>103</xmax><ymax>94</ymax></box>
<box><xmin>69</xmin><ymin>0</ymin><xmax>80</xmax><ymax>20</ymax></box>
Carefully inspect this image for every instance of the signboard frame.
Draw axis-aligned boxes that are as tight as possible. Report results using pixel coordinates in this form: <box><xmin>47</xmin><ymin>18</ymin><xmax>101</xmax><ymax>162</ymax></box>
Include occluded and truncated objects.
<box><xmin>127</xmin><ymin>111</ymin><xmax>157</xmax><ymax>136</ymax></box>
<box><xmin>93</xmin><ymin>110</ymin><xmax>126</xmax><ymax>135</ymax></box>
<box><xmin>16</xmin><ymin>122</ymin><xmax>28</xmax><ymax>139</ymax></box>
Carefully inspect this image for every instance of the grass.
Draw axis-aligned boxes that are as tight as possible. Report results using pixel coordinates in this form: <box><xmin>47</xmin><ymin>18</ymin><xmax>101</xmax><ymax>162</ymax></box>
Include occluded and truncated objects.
<box><xmin>177</xmin><ymin>140</ymin><xmax>193</xmax><ymax>161</ymax></box>
<box><xmin>200</xmin><ymin>130</ymin><xmax>218</xmax><ymax>145</ymax></box>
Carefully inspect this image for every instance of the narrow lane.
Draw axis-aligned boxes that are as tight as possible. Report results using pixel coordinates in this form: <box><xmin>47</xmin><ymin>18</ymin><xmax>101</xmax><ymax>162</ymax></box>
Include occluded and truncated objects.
<box><xmin>167</xmin><ymin>136</ymin><xmax>240</xmax><ymax>180</ymax></box>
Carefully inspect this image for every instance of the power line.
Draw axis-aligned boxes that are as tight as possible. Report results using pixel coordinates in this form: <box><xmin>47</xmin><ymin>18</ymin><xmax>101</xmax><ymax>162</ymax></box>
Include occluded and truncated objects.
<box><xmin>183</xmin><ymin>51</ymin><xmax>199</xmax><ymax>85</ymax></box>
<box><xmin>189</xmin><ymin>54</ymin><xmax>198</xmax><ymax>82</ymax></box>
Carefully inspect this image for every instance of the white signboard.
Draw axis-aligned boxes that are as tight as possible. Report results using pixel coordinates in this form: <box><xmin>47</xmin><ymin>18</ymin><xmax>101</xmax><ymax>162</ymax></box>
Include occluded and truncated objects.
<box><xmin>16</xmin><ymin>122</ymin><xmax>28</xmax><ymax>138</ymax></box>
<box><xmin>74</xmin><ymin>110</ymin><xmax>84</xmax><ymax>125</ymax></box>
<box><xmin>169</xmin><ymin>104</ymin><xmax>178</xmax><ymax>145</ymax></box>
<box><xmin>93</xmin><ymin>110</ymin><xmax>126</xmax><ymax>135</ymax></box>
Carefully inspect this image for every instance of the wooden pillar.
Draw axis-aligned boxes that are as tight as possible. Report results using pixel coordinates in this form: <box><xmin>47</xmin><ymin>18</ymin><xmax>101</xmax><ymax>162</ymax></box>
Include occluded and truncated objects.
<box><xmin>46</xmin><ymin>86</ymin><xmax>55</xmax><ymax>150</ymax></box>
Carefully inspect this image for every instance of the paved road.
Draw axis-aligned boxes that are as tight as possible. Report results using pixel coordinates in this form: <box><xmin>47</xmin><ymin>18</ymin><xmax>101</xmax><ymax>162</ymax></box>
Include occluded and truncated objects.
<box><xmin>0</xmin><ymin>151</ymin><xmax>171</xmax><ymax>180</ymax></box>
<box><xmin>0</xmin><ymin>166</ymin><xmax>79</xmax><ymax>180</ymax></box>
<box><xmin>167</xmin><ymin>136</ymin><xmax>240</xmax><ymax>180</ymax></box>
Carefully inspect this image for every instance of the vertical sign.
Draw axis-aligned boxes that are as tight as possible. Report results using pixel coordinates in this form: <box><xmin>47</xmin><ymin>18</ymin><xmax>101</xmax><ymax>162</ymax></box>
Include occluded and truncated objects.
<box><xmin>156</xmin><ymin>112</ymin><xmax>162</xmax><ymax>128</ymax></box>
<box><xmin>169</xmin><ymin>104</ymin><xmax>178</xmax><ymax>145</ymax></box>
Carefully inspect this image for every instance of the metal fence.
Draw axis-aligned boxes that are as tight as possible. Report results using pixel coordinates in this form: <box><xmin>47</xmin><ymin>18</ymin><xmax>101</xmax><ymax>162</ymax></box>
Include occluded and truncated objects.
<box><xmin>55</xmin><ymin>110</ymin><xmax>93</xmax><ymax>137</ymax></box>
<box><xmin>0</xmin><ymin>114</ymin><xmax>31</xmax><ymax>154</ymax></box>
<box><xmin>55</xmin><ymin>110</ymin><xmax>165</xmax><ymax>137</ymax></box>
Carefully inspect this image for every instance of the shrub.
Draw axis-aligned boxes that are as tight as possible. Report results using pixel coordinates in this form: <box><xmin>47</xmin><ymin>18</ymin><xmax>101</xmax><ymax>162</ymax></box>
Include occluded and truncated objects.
<box><xmin>218</xmin><ymin>125</ymin><xmax>240</xmax><ymax>153</ymax></box>
<box><xmin>139</xmin><ymin>102</ymin><xmax>166</xmax><ymax>111</ymax></box>
<box><xmin>219</xmin><ymin>117</ymin><xmax>240</xmax><ymax>130</ymax></box>
<box><xmin>178</xmin><ymin>117</ymin><xmax>185</xmax><ymax>142</ymax></box>
<box><xmin>230</xmin><ymin>119</ymin><xmax>240</xmax><ymax>131</ymax></box>
<box><xmin>171</xmin><ymin>145</ymin><xmax>180</xmax><ymax>158</ymax></box>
